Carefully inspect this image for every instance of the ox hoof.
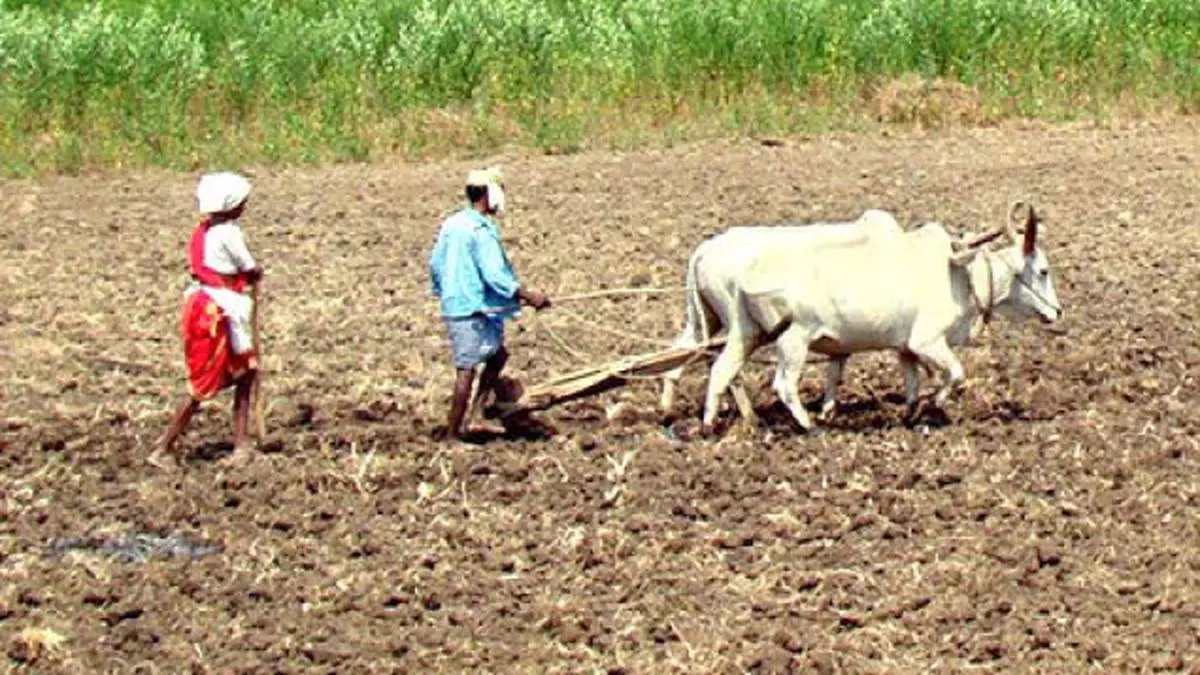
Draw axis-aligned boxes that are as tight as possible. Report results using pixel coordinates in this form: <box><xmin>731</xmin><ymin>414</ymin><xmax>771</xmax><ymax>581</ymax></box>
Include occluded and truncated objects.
<box><xmin>903</xmin><ymin>401</ymin><xmax>925</xmax><ymax>427</ymax></box>
<box><xmin>727</xmin><ymin>421</ymin><xmax>759</xmax><ymax>442</ymax></box>
<box><xmin>803</xmin><ymin>427</ymin><xmax>827</xmax><ymax>438</ymax></box>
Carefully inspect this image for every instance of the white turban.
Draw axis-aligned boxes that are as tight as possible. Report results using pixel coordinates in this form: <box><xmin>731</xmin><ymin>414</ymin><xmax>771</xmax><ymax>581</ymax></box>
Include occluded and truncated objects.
<box><xmin>196</xmin><ymin>172</ymin><xmax>252</xmax><ymax>215</ymax></box>
<box><xmin>466</xmin><ymin>166</ymin><xmax>505</xmax><ymax>213</ymax></box>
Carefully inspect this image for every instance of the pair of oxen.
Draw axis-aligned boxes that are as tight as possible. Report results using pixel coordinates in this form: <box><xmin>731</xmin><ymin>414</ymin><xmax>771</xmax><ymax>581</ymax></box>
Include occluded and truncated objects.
<box><xmin>659</xmin><ymin>201</ymin><xmax>1064</xmax><ymax>436</ymax></box>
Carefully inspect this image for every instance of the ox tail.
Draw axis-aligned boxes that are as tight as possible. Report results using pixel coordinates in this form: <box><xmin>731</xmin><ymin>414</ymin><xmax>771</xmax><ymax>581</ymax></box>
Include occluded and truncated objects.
<box><xmin>685</xmin><ymin>245</ymin><xmax>712</xmax><ymax>349</ymax></box>
<box><xmin>661</xmin><ymin>243</ymin><xmax>710</xmax><ymax>414</ymax></box>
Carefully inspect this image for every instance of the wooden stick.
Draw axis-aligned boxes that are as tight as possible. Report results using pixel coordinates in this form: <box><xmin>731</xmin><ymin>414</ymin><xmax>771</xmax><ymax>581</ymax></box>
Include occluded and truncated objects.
<box><xmin>251</xmin><ymin>281</ymin><xmax>266</xmax><ymax>441</ymax></box>
<box><xmin>503</xmin><ymin>340</ymin><xmax>729</xmax><ymax>414</ymax></box>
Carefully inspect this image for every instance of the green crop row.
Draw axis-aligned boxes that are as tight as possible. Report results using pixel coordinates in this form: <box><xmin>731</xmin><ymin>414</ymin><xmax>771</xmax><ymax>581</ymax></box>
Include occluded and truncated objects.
<box><xmin>1</xmin><ymin>0</ymin><xmax>1197</xmax><ymax>175</ymax></box>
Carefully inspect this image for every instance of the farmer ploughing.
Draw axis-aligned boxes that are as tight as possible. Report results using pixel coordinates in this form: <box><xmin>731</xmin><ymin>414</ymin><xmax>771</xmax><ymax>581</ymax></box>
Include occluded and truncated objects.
<box><xmin>428</xmin><ymin>167</ymin><xmax>552</xmax><ymax>442</ymax></box>
<box><xmin>149</xmin><ymin>172</ymin><xmax>265</xmax><ymax>469</ymax></box>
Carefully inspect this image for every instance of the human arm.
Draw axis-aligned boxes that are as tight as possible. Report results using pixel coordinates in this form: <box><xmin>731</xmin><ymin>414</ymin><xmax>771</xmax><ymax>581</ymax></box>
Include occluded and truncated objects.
<box><xmin>473</xmin><ymin>230</ymin><xmax>551</xmax><ymax>310</ymax></box>
<box><xmin>225</xmin><ymin>226</ymin><xmax>264</xmax><ymax>283</ymax></box>
<box><xmin>428</xmin><ymin>245</ymin><xmax>443</xmax><ymax>298</ymax></box>
<box><xmin>471</xmin><ymin>229</ymin><xmax>521</xmax><ymax>298</ymax></box>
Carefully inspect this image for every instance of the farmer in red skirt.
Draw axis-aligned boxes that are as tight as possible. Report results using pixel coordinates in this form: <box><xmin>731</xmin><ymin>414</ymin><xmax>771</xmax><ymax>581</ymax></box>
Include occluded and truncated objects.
<box><xmin>150</xmin><ymin>172</ymin><xmax>264</xmax><ymax>469</ymax></box>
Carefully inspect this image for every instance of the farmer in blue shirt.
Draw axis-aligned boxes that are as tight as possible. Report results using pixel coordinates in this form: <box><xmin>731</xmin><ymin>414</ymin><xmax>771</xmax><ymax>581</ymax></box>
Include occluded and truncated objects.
<box><xmin>429</xmin><ymin>167</ymin><xmax>551</xmax><ymax>441</ymax></box>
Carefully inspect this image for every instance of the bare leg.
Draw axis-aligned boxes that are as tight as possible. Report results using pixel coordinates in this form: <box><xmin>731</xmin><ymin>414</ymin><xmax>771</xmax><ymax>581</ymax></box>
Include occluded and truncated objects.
<box><xmin>446</xmin><ymin>368</ymin><xmax>476</xmax><ymax>441</ymax></box>
<box><xmin>224</xmin><ymin>370</ymin><xmax>257</xmax><ymax>465</ymax></box>
<box><xmin>774</xmin><ymin>326</ymin><xmax>817</xmax><ymax>432</ymax></box>
<box><xmin>150</xmin><ymin>396</ymin><xmax>199</xmax><ymax>468</ymax></box>
<box><xmin>468</xmin><ymin>347</ymin><xmax>508</xmax><ymax>434</ymax></box>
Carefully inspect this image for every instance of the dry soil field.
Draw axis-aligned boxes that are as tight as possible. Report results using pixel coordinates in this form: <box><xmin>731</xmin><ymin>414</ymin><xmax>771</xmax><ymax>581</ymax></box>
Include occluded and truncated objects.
<box><xmin>1</xmin><ymin>119</ymin><xmax>1199</xmax><ymax>673</ymax></box>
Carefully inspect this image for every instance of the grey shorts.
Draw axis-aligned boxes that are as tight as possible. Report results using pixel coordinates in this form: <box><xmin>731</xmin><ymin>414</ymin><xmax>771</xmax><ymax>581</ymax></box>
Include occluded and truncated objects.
<box><xmin>445</xmin><ymin>314</ymin><xmax>505</xmax><ymax>370</ymax></box>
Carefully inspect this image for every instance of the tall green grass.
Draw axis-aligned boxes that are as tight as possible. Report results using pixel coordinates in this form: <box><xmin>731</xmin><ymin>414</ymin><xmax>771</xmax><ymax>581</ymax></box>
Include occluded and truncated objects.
<box><xmin>1</xmin><ymin>0</ymin><xmax>1197</xmax><ymax>175</ymax></box>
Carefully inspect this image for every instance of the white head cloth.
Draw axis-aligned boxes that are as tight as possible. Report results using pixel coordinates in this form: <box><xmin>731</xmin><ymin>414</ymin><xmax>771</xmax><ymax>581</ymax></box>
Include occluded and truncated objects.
<box><xmin>196</xmin><ymin>172</ymin><xmax>252</xmax><ymax>215</ymax></box>
<box><xmin>466</xmin><ymin>166</ymin><xmax>505</xmax><ymax>213</ymax></box>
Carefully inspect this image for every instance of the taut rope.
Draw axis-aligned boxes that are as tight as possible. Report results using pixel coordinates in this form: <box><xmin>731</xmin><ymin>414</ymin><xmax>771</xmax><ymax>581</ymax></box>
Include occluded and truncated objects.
<box><xmin>550</xmin><ymin>286</ymin><xmax>691</xmax><ymax>304</ymax></box>
<box><xmin>528</xmin><ymin>288</ymin><xmax>830</xmax><ymax>383</ymax></box>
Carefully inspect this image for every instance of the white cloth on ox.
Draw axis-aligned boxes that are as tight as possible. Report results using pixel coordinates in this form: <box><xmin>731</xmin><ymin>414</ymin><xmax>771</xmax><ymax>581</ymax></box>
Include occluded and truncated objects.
<box><xmin>466</xmin><ymin>167</ymin><xmax>505</xmax><ymax>213</ymax></box>
<box><xmin>197</xmin><ymin>172</ymin><xmax>252</xmax><ymax>215</ymax></box>
<box><xmin>184</xmin><ymin>284</ymin><xmax>255</xmax><ymax>355</ymax></box>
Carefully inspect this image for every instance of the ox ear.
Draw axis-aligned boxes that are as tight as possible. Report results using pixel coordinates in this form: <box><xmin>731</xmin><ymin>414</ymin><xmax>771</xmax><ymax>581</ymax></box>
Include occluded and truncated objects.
<box><xmin>1021</xmin><ymin>204</ymin><xmax>1039</xmax><ymax>256</ymax></box>
<box><xmin>1007</xmin><ymin>200</ymin><xmax>1029</xmax><ymax>245</ymax></box>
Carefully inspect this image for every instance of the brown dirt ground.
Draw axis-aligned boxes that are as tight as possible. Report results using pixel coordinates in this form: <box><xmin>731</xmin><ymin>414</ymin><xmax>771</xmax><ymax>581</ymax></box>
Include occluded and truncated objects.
<box><xmin>2</xmin><ymin>118</ymin><xmax>1199</xmax><ymax>673</ymax></box>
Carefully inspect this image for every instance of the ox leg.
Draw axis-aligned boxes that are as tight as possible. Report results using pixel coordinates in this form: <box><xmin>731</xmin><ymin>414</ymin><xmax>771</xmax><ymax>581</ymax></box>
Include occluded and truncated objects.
<box><xmin>701</xmin><ymin>340</ymin><xmax>755</xmax><ymax>434</ymax></box>
<box><xmin>659</xmin><ymin>328</ymin><xmax>693</xmax><ymax>415</ymax></box>
<box><xmin>730</xmin><ymin>380</ymin><xmax>758</xmax><ymax>429</ymax></box>
<box><xmin>770</xmin><ymin>364</ymin><xmax>786</xmax><ymax>402</ymax></box>
<box><xmin>774</xmin><ymin>326</ymin><xmax>817</xmax><ymax>432</ymax></box>
<box><xmin>909</xmin><ymin>339</ymin><xmax>966</xmax><ymax>411</ymax></box>
<box><xmin>899</xmin><ymin>351</ymin><xmax>923</xmax><ymax>423</ymax></box>
<box><xmin>817</xmin><ymin>356</ymin><xmax>848</xmax><ymax>422</ymax></box>
<box><xmin>660</xmin><ymin>376</ymin><xmax>679</xmax><ymax>416</ymax></box>
<box><xmin>769</xmin><ymin>339</ymin><xmax>792</xmax><ymax>403</ymax></box>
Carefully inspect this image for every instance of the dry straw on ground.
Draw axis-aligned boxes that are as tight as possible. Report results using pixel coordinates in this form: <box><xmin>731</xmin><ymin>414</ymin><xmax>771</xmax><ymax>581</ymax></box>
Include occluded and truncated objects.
<box><xmin>1</xmin><ymin>118</ymin><xmax>1198</xmax><ymax>671</ymax></box>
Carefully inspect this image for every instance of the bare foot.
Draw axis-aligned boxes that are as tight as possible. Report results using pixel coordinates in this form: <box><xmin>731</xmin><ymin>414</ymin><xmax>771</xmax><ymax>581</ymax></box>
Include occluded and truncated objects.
<box><xmin>222</xmin><ymin>445</ymin><xmax>254</xmax><ymax>466</ymax></box>
<box><xmin>147</xmin><ymin>448</ymin><xmax>179</xmax><ymax>471</ymax></box>
<box><xmin>466</xmin><ymin>420</ymin><xmax>506</xmax><ymax>435</ymax></box>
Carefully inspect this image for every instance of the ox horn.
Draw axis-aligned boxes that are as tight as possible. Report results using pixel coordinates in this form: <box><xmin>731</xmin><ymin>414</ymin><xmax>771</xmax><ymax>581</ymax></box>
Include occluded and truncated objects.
<box><xmin>1022</xmin><ymin>203</ymin><xmax>1040</xmax><ymax>256</ymax></box>
<box><xmin>951</xmin><ymin>222</ymin><xmax>1005</xmax><ymax>265</ymax></box>
<box><xmin>962</xmin><ymin>226</ymin><xmax>1006</xmax><ymax>249</ymax></box>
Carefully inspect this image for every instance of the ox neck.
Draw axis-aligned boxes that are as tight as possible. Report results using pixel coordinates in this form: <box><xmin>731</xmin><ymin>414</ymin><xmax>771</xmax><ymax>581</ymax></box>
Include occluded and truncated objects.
<box><xmin>966</xmin><ymin>251</ymin><xmax>1012</xmax><ymax>325</ymax></box>
<box><xmin>949</xmin><ymin>251</ymin><xmax>1008</xmax><ymax>344</ymax></box>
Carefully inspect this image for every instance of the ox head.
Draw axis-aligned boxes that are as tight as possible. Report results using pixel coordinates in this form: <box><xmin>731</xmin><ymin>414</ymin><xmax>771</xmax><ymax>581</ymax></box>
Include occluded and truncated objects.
<box><xmin>951</xmin><ymin>201</ymin><xmax>1063</xmax><ymax>324</ymax></box>
<box><xmin>1003</xmin><ymin>201</ymin><xmax>1063</xmax><ymax>324</ymax></box>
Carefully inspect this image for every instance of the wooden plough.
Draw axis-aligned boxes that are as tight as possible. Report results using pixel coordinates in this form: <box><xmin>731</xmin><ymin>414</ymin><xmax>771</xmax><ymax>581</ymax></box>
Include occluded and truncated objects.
<box><xmin>495</xmin><ymin>337</ymin><xmax>728</xmax><ymax>415</ymax></box>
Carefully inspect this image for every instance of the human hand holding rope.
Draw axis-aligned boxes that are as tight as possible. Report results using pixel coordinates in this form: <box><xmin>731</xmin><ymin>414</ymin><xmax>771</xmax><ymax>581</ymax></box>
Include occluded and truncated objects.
<box><xmin>519</xmin><ymin>287</ymin><xmax>552</xmax><ymax>311</ymax></box>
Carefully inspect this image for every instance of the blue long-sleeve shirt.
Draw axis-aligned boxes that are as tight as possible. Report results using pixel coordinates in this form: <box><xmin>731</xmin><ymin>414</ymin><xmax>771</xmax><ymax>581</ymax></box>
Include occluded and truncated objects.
<box><xmin>429</xmin><ymin>207</ymin><xmax>522</xmax><ymax>319</ymax></box>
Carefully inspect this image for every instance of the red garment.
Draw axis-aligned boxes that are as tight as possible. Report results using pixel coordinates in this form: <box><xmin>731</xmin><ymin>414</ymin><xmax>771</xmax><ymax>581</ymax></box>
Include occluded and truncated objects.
<box><xmin>181</xmin><ymin>290</ymin><xmax>255</xmax><ymax>400</ymax></box>
<box><xmin>181</xmin><ymin>218</ymin><xmax>255</xmax><ymax>399</ymax></box>
<box><xmin>189</xmin><ymin>217</ymin><xmax>249</xmax><ymax>291</ymax></box>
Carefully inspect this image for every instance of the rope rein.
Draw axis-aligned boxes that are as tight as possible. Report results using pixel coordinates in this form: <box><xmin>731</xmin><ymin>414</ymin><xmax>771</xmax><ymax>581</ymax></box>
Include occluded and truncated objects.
<box><xmin>529</xmin><ymin>286</ymin><xmax>690</xmax><ymax>378</ymax></box>
<box><xmin>532</xmin><ymin>311</ymin><xmax>706</xmax><ymax>382</ymax></box>
<box><xmin>526</xmin><ymin>283</ymin><xmax>715</xmax><ymax>381</ymax></box>
<box><xmin>527</xmin><ymin>286</ymin><xmax>821</xmax><ymax>383</ymax></box>
<box><xmin>551</xmin><ymin>286</ymin><xmax>691</xmax><ymax>304</ymax></box>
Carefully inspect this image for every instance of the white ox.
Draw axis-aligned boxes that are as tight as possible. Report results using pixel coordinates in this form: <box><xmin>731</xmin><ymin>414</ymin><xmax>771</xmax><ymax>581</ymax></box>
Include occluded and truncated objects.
<box><xmin>660</xmin><ymin>209</ymin><xmax>906</xmax><ymax>424</ymax></box>
<box><xmin>700</xmin><ymin>202</ymin><xmax>1063</xmax><ymax>434</ymax></box>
